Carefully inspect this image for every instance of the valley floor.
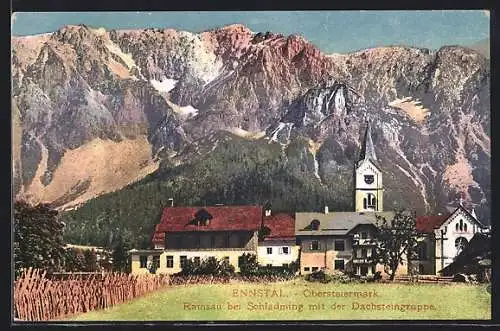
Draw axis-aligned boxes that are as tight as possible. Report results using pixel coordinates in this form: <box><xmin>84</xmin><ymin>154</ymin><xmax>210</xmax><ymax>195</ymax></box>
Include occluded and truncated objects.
<box><xmin>68</xmin><ymin>279</ymin><xmax>491</xmax><ymax>321</ymax></box>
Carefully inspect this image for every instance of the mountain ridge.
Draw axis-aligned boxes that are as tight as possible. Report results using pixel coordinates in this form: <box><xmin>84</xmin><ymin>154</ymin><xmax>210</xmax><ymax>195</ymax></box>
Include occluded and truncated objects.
<box><xmin>11</xmin><ymin>24</ymin><xmax>490</xmax><ymax>227</ymax></box>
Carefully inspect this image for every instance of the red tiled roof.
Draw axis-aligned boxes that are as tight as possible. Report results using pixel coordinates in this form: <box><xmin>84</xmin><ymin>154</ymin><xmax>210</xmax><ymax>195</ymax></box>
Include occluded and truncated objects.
<box><xmin>416</xmin><ymin>215</ymin><xmax>449</xmax><ymax>233</ymax></box>
<box><xmin>156</xmin><ymin>205</ymin><xmax>263</xmax><ymax>232</ymax></box>
<box><xmin>262</xmin><ymin>213</ymin><xmax>296</xmax><ymax>241</ymax></box>
<box><xmin>152</xmin><ymin>224</ymin><xmax>165</xmax><ymax>244</ymax></box>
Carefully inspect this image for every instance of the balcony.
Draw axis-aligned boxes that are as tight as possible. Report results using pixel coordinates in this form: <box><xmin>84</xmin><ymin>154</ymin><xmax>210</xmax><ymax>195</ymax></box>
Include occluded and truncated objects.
<box><xmin>352</xmin><ymin>238</ymin><xmax>377</xmax><ymax>246</ymax></box>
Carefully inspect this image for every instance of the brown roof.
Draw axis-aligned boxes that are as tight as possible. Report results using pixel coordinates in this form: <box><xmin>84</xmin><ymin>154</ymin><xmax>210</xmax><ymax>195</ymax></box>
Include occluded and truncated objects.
<box><xmin>262</xmin><ymin>213</ymin><xmax>296</xmax><ymax>241</ymax></box>
<box><xmin>156</xmin><ymin>205</ymin><xmax>263</xmax><ymax>233</ymax></box>
<box><xmin>416</xmin><ymin>215</ymin><xmax>449</xmax><ymax>233</ymax></box>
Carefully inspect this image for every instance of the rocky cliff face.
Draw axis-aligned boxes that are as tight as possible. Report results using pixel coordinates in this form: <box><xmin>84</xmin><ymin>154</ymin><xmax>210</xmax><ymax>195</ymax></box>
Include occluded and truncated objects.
<box><xmin>11</xmin><ymin>24</ymin><xmax>490</xmax><ymax>221</ymax></box>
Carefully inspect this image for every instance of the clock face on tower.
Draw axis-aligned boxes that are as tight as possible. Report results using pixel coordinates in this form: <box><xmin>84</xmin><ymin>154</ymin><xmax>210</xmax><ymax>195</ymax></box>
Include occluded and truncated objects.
<box><xmin>364</xmin><ymin>175</ymin><xmax>374</xmax><ymax>184</ymax></box>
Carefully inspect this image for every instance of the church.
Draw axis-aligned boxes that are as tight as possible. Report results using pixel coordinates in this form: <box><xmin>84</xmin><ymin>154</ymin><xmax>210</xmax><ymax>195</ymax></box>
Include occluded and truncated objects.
<box><xmin>129</xmin><ymin>122</ymin><xmax>489</xmax><ymax>277</ymax></box>
<box><xmin>295</xmin><ymin>121</ymin><xmax>489</xmax><ymax>276</ymax></box>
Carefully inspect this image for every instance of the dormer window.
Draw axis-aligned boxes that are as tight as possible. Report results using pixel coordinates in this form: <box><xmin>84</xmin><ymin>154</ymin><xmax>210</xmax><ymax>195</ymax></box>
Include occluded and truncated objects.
<box><xmin>194</xmin><ymin>208</ymin><xmax>213</xmax><ymax>226</ymax></box>
<box><xmin>311</xmin><ymin>219</ymin><xmax>320</xmax><ymax>231</ymax></box>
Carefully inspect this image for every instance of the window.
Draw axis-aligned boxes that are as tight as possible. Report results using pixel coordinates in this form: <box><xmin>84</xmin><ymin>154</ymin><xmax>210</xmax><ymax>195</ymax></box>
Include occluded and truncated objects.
<box><xmin>364</xmin><ymin>174</ymin><xmax>374</xmax><ymax>184</ymax></box>
<box><xmin>304</xmin><ymin>267</ymin><xmax>310</xmax><ymax>271</ymax></box>
<box><xmin>279</xmin><ymin>247</ymin><xmax>290</xmax><ymax>255</ymax></box>
<box><xmin>180</xmin><ymin>256</ymin><xmax>187</xmax><ymax>268</ymax></box>
<box><xmin>361</xmin><ymin>248</ymin><xmax>367</xmax><ymax>258</ymax></box>
<box><xmin>267</xmin><ymin>264</ymin><xmax>272</xmax><ymax>267</ymax></box>
<box><xmin>267</xmin><ymin>247</ymin><xmax>273</xmax><ymax>255</ymax></box>
<box><xmin>223</xmin><ymin>256</ymin><xmax>230</xmax><ymax>263</ymax></box>
<box><xmin>361</xmin><ymin>232</ymin><xmax>368</xmax><ymax>239</ymax></box>
<box><xmin>310</xmin><ymin>240</ymin><xmax>321</xmax><ymax>251</ymax></box>
<box><xmin>166</xmin><ymin>256</ymin><xmax>174</xmax><ymax>268</ymax></box>
<box><xmin>152</xmin><ymin>255</ymin><xmax>160</xmax><ymax>269</ymax></box>
<box><xmin>417</xmin><ymin>242</ymin><xmax>427</xmax><ymax>260</ymax></box>
<box><xmin>282</xmin><ymin>263</ymin><xmax>289</xmax><ymax>268</ymax></box>
<box><xmin>139</xmin><ymin>256</ymin><xmax>148</xmax><ymax>268</ymax></box>
<box><xmin>334</xmin><ymin>259</ymin><xmax>345</xmax><ymax>270</ymax></box>
<box><xmin>464</xmin><ymin>223</ymin><xmax>468</xmax><ymax>232</ymax></box>
<box><xmin>334</xmin><ymin>240</ymin><xmax>345</xmax><ymax>251</ymax></box>
<box><xmin>194</xmin><ymin>257</ymin><xmax>201</xmax><ymax>266</ymax></box>
<box><xmin>312</xmin><ymin>267</ymin><xmax>319</xmax><ymax>272</ymax></box>
<box><xmin>238</xmin><ymin>256</ymin><xmax>244</xmax><ymax>267</ymax></box>
<box><xmin>456</xmin><ymin>223</ymin><xmax>459</xmax><ymax>231</ymax></box>
<box><xmin>459</xmin><ymin>219</ymin><xmax>463</xmax><ymax>231</ymax></box>
<box><xmin>372</xmin><ymin>266</ymin><xmax>376</xmax><ymax>274</ymax></box>
<box><xmin>366</xmin><ymin>193</ymin><xmax>376</xmax><ymax>209</ymax></box>
<box><xmin>360</xmin><ymin>266</ymin><xmax>368</xmax><ymax>276</ymax></box>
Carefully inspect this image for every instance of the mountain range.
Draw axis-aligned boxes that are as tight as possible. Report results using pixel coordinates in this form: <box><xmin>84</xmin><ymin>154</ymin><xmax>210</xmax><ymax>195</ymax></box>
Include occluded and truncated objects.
<box><xmin>11</xmin><ymin>24</ymin><xmax>490</xmax><ymax>246</ymax></box>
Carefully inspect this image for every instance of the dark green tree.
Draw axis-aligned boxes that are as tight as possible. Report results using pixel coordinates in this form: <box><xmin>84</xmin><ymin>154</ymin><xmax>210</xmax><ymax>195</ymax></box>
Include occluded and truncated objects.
<box><xmin>112</xmin><ymin>238</ymin><xmax>131</xmax><ymax>273</ymax></box>
<box><xmin>63</xmin><ymin>248</ymin><xmax>87</xmax><ymax>272</ymax></box>
<box><xmin>374</xmin><ymin>209</ymin><xmax>418</xmax><ymax>281</ymax></box>
<box><xmin>238</xmin><ymin>253</ymin><xmax>259</xmax><ymax>276</ymax></box>
<box><xmin>13</xmin><ymin>201</ymin><xmax>66</xmax><ymax>277</ymax></box>
<box><xmin>83</xmin><ymin>249</ymin><xmax>98</xmax><ymax>272</ymax></box>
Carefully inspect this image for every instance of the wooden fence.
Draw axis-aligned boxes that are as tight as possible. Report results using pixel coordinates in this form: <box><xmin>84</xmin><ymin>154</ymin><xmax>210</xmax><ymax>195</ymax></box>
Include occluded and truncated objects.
<box><xmin>13</xmin><ymin>268</ymin><xmax>170</xmax><ymax>321</ymax></box>
<box><xmin>394</xmin><ymin>275</ymin><xmax>455</xmax><ymax>283</ymax></box>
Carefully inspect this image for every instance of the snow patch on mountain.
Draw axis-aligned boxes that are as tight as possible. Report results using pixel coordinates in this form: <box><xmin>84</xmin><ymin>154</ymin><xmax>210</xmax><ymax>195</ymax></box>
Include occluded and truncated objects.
<box><xmin>150</xmin><ymin>78</ymin><xmax>178</xmax><ymax>93</ymax></box>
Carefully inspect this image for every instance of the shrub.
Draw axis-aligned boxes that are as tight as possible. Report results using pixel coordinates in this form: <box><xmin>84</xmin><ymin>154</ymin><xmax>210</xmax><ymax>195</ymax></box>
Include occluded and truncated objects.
<box><xmin>305</xmin><ymin>270</ymin><xmax>332</xmax><ymax>283</ymax></box>
<box><xmin>177</xmin><ymin>256</ymin><xmax>235</xmax><ymax>276</ymax></box>
<box><xmin>238</xmin><ymin>253</ymin><xmax>259</xmax><ymax>276</ymax></box>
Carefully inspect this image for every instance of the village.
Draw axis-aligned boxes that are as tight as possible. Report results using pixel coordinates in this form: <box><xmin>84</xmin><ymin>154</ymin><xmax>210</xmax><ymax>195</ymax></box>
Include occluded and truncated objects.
<box><xmin>128</xmin><ymin>123</ymin><xmax>491</xmax><ymax>281</ymax></box>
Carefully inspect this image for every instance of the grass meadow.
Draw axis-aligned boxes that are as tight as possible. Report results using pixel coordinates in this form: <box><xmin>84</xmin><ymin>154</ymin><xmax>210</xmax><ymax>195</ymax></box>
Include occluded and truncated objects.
<box><xmin>68</xmin><ymin>279</ymin><xmax>491</xmax><ymax>321</ymax></box>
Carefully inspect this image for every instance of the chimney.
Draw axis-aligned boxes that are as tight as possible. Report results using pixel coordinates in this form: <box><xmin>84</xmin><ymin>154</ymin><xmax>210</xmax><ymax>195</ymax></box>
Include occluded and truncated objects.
<box><xmin>265</xmin><ymin>209</ymin><xmax>271</xmax><ymax>217</ymax></box>
<box><xmin>324</xmin><ymin>206</ymin><xmax>329</xmax><ymax>214</ymax></box>
<box><xmin>168</xmin><ymin>198</ymin><xmax>174</xmax><ymax>207</ymax></box>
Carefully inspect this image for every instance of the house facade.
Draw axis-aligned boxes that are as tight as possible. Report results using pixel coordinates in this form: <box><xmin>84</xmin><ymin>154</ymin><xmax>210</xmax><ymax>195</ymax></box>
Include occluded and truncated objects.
<box><xmin>295</xmin><ymin>210</ymin><xmax>409</xmax><ymax>276</ymax></box>
<box><xmin>130</xmin><ymin>206</ymin><xmax>262</xmax><ymax>275</ymax></box>
<box><xmin>257</xmin><ymin>211</ymin><xmax>299</xmax><ymax>268</ymax></box>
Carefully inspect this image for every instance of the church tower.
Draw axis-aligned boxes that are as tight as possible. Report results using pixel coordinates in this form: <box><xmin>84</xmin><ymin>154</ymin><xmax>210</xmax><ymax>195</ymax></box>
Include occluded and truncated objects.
<box><xmin>355</xmin><ymin>121</ymin><xmax>384</xmax><ymax>212</ymax></box>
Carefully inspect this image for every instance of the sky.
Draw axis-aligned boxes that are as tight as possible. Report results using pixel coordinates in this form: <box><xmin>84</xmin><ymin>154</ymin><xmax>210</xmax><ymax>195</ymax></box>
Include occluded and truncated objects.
<box><xmin>11</xmin><ymin>11</ymin><xmax>489</xmax><ymax>53</ymax></box>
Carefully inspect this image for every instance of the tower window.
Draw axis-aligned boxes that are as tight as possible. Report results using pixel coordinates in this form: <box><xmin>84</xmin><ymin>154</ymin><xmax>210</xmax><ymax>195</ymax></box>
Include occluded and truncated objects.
<box><xmin>366</xmin><ymin>193</ymin><xmax>376</xmax><ymax>210</ymax></box>
<box><xmin>364</xmin><ymin>175</ymin><xmax>374</xmax><ymax>184</ymax></box>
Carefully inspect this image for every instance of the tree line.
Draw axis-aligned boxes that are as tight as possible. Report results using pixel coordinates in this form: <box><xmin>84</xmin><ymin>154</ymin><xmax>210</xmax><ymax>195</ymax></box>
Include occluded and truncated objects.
<box><xmin>13</xmin><ymin>201</ymin><xmax>132</xmax><ymax>278</ymax></box>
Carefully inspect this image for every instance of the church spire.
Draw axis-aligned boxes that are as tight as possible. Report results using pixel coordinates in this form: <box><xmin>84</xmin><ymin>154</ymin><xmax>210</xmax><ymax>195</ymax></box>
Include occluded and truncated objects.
<box><xmin>359</xmin><ymin>121</ymin><xmax>377</xmax><ymax>162</ymax></box>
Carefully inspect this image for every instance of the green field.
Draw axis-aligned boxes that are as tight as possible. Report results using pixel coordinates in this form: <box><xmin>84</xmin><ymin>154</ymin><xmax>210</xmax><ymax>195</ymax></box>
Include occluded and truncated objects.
<box><xmin>69</xmin><ymin>279</ymin><xmax>491</xmax><ymax>321</ymax></box>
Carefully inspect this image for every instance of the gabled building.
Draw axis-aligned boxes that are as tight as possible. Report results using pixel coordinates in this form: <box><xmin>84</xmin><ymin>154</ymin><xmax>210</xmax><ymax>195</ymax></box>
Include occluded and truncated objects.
<box><xmin>411</xmin><ymin>203</ymin><xmax>489</xmax><ymax>275</ymax></box>
<box><xmin>295</xmin><ymin>209</ymin><xmax>403</xmax><ymax>276</ymax></box>
<box><xmin>258</xmin><ymin>208</ymin><xmax>299</xmax><ymax>268</ymax></box>
<box><xmin>131</xmin><ymin>205</ymin><xmax>263</xmax><ymax>274</ymax></box>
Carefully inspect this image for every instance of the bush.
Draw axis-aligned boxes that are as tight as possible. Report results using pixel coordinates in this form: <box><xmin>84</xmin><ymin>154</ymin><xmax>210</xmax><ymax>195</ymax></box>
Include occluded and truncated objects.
<box><xmin>177</xmin><ymin>256</ymin><xmax>235</xmax><ymax>276</ymax></box>
<box><xmin>305</xmin><ymin>270</ymin><xmax>332</xmax><ymax>283</ymax></box>
<box><xmin>238</xmin><ymin>253</ymin><xmax>259</xmax><ymax>276</ymax></box>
